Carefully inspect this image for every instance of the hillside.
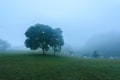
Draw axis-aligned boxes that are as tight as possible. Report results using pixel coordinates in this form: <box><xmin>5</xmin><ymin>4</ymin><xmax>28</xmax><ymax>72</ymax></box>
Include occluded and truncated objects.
<box><xmin>81</xmin><ymin>31</ymin><xmax>120</xmax><ymax>57</ymax></box>
<box><xmin>0</xmin><ymin>52</ymin><xmax>120</xmax><ymax>80</ymax></box>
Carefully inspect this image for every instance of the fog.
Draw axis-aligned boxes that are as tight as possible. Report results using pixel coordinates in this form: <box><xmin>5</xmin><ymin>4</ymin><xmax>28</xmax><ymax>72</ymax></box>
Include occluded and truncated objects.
<box><xmin>0</xmin><ymin>0</ymin><xmax>120</xmax><ymax>55</ymax></box>
<box><xmin>80</xmin><ymin>31</ymin><xmax>120</xmax><ymax>57</ymax></box>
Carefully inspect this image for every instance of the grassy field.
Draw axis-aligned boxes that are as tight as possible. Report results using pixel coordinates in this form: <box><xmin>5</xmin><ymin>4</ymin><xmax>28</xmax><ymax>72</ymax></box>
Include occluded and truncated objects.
<box><xmin>0</xmin><ymin>52</ymin><xmax>120</xmax><ymax>80</ymax></box>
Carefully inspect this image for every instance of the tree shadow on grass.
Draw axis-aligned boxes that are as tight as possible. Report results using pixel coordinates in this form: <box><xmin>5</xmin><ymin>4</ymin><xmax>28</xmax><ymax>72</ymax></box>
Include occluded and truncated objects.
<box><xmin>23</xmin><ymin>52</ymin><xmax>62</xmax><ymax>58</ymax></box>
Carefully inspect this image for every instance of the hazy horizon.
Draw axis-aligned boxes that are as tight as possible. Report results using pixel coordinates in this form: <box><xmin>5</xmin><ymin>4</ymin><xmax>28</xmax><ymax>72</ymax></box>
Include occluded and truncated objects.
<box><xmin>0</xmin><ymin>0</ymin><xmax>120</xmax><ymax>48</ymax></box>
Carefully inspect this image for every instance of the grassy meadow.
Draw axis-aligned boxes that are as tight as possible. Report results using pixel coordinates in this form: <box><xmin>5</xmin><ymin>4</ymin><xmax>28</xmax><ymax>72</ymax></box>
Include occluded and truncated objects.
<box><xmin>0</xmin><ymin>51</ymin><xmax>120</xmax><ymax>80</ymax></box>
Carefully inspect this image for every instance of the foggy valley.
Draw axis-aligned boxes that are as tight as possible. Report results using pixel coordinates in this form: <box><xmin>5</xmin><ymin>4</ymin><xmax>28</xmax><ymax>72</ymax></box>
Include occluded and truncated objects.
<box><xmin>0</xmin><ymin>0</ymin><xmax>120</xmax><ymax>80</ymax></box>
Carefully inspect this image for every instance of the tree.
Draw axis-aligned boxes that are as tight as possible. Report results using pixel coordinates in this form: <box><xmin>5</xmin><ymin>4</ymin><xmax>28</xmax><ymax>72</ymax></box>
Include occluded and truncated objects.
<box><xmin>92</xmin><ymin>50</ymin><xmax>100</xmax><ymax>58</ymax></box>
<box><xmin>52</xmin><ymin>28</ymin><xmax>64</xmax><ymax>56</ymax></box>
<box><xmin>25</xmin><ymin>24</ymin><xmax>64</xmax><ymax>55</ymax></box>
<box><xmin>25</xmin><ymin>24</ymin><xmax>54</xmax><ymax>55</ymax></box>
<box><xmin>0</xmin><ymin>39</ymin><xmax>10</xmax><ymax>51</ymax></box>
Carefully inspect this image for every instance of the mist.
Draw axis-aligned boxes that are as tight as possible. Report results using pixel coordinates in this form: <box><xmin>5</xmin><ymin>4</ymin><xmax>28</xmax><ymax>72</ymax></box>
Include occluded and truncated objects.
<box><xmin>0</xmin><ymin>0</ymin><xmax>120</xmax><ymax>57</ymax></box>
<box><xmin>1</xmin><ymin>1</ymin><xmax>120</xmax><ymax>79</ymax></box>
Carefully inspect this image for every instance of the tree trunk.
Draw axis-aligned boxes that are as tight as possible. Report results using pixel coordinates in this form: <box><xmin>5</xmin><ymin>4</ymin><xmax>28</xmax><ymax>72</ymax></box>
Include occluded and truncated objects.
<box><xmin>43</xmin><ymin>48</ymin><xmax>45</xmax><ymax>55</ymax></box>
<box><xmin>54</xmin><ymin>51</ymin><xmax>56</xmax><ymax>56</ymax></box>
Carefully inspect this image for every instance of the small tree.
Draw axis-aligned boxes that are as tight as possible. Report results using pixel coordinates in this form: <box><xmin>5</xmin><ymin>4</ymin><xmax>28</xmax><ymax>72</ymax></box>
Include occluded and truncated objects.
<box><xmin>52</xmin><ymin>28</ymin><xmax>64</xmax><ymax>56</ymax></box>
<box><xmin>92</xmin><ymin>50</ymin><xmax>100</xmax><ymax>58</ymax></box>
<box><xmin>0</xmin><ymin>39</ymin><xmax>10</xmax><ymax>51</ymax></box>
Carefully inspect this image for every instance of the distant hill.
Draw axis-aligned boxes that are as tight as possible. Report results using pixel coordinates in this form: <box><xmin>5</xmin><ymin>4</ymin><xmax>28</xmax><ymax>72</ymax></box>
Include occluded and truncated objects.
<box><xmin>81</xmin><ymin>31</ymin><xmax>120</xmax><ymax>57</ymax></box>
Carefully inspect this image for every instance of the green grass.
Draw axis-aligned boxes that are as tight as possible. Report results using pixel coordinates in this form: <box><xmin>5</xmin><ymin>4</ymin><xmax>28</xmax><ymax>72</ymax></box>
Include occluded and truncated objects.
<box><xmin>0</xmin><ymin>52</ymin><xmax>120</xmax><ymax>80</ymax></box>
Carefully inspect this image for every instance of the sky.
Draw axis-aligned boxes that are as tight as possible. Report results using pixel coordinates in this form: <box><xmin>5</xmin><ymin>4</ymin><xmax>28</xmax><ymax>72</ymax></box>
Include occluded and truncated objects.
<box><xmin>0</xmin><ymin>0</ymin><xmax>120</xmax><ymax>48</ymax></box>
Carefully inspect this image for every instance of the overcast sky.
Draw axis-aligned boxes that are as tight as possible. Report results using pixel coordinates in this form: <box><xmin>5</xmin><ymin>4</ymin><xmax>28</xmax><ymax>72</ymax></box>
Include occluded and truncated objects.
<box><xmin>0</xmin><ymin>0</ymin><xmax>120</xmax><ymax>47</ymax></box>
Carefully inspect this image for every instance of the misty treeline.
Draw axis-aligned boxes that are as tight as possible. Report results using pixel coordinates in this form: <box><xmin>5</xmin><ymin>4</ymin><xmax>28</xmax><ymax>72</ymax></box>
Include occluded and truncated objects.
<box><xmin>24</xmin><ymin>24</ymin><xmax>64</xmax><ymax>56</ymax></box>
<box><xmin>0</xmin><ymin>39</ymin><xmax>10</xmax><ymax>51</ymax></box>
<box><xmin>61</xmin><ymin>45</ymin><xmax>99</xmax><ymax>58</ymax></box>
<box><xmin>80</xmin><ymin>32</ymin><xmax>120</xmax><ymax>58</ymax></box>
<box><xmin>62</xmin><ymin>31</ymin><xmax>120</xmax><ymax>59</ymax></box>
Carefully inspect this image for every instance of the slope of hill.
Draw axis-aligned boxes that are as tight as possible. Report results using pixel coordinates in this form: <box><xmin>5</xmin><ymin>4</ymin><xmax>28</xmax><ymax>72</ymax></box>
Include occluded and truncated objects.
<box><xmin>0</xmin><ymin>52</ymin><xmax>120</xmax><ymax>80</ymax></box>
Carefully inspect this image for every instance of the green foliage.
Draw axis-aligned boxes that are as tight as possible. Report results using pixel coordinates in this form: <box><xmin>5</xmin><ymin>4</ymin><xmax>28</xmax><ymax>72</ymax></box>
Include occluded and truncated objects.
<box><xmin>0</xmin><ymin>53</ymin><xmax>120</xmax><ymax>80</ymax></box>
<box><xmin>52</xmin><ymin>28</ymin><xmax>64</xmax><ymax>56</ymax></box>
<box><xmin>25</xmin><ymin>24</ymin><xmax>64</xmax><ymax>55</ymax></box>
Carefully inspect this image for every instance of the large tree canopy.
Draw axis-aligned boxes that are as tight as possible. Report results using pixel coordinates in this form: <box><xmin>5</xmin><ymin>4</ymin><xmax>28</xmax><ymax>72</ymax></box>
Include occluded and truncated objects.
<box><xmin>25</xmin><ymin>24</ymin><xmax>64</xmax><ymax>55</ymax></box>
